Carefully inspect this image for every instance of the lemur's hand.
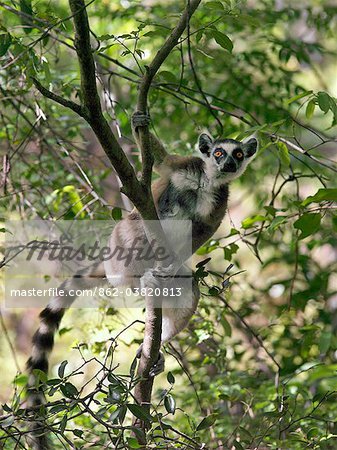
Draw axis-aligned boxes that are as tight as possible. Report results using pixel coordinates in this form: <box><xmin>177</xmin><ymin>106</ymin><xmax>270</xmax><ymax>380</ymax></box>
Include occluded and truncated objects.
<box><xmin>140</xmin><ymin>261</ymin><xmax>180</xmax><ymax>291</ymax></box>
<box><xmin>132</xmin><ymin>111</ymin><xmax>151</xmax><ymax>130</ymax></box>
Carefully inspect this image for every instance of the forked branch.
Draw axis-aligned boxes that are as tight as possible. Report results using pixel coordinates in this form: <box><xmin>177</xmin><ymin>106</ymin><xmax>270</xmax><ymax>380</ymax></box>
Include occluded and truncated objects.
<box><xmin>136</xmin><ymin>0</ymin><xmax>202</xmax><ymax>188</ymax></box>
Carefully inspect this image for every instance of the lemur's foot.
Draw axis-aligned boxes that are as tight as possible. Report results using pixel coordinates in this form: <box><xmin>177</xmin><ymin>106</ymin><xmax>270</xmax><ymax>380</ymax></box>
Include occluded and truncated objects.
<box><xmin>132</xmin><ymin>111</ymin><xmax>150</xmax><ymax>129</ymax></box>
<box><xmin>136</xmin><ymin>344</ymin><xmax>165</xmax><ymax>377</ymax></box>
<box><xmin>153</xmin><ymin>263</ymin><xmax>175</xmax><ymax>280</ymax></box>
<box><xmin>140</xmin><ymin>264</ymin><xmax>175</xmax><ymax>290</ymax></box>
<box><xmin>149</xmin><ymin>351</ymin><xmax>165</xmax><ymax>377</ymax></box>
<box><xmin>140</xmin><ymin>268</ymin><xmax>161</xmax><ymax>290</ymax></box>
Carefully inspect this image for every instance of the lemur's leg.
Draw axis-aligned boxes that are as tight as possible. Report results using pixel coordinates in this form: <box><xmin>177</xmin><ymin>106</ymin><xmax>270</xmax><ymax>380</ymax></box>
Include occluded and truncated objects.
<box><xmin>131</xmin><ymin>111</ymin><xmax>168</xmax><ymax>164</ymax></box>
<box><xmin>161</xmin><ymin>273</ymin><xmax>200</xmax><ymax>343</ymax></box>
<box><xmin>137</xmin><ymin>267</ymin><xmax>200</xmax><ymax>377</ymax></box>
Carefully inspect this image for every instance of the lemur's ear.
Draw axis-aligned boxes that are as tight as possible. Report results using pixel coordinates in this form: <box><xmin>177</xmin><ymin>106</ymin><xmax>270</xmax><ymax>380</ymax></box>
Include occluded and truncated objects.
<box><xmin>242</xmin><ymin>135</ymin><xmax>258</xmax><ymax>157</ymax></box>
<box><xmin>198</xmin><ymin>133</ymin><xmax>213</xmax><ymax>156</ymax></box>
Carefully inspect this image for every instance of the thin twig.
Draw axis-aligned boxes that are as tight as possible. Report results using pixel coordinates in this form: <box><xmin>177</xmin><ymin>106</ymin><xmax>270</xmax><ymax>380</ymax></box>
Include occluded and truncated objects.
<box><xmin>0</xmin><ymin>310</ymin><xmax>21</xmax><ymax>372</ymax></box>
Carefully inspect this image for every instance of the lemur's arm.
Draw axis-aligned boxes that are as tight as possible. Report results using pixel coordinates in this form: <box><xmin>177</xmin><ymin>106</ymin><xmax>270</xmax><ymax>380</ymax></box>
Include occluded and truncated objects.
<box><xmin>131</xmin><ymin>112</ymin><xmax>168</xmax><ymax>167</ymax></box>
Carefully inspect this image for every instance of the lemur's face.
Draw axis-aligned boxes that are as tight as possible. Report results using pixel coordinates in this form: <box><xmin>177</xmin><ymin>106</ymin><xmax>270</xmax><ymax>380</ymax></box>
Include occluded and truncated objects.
<box><xmin>198</xmin><ymin>134</ymin><xmax>258</xmax><ymax>181</ymax></box>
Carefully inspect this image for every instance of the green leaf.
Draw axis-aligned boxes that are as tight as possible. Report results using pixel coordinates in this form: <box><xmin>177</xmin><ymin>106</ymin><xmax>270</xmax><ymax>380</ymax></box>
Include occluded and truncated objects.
<box><xmin>143</xmin><ymin>29</ymin><xmax>168</xmax><ymax>38</ymax></box>
<box><xmin>277</xmin><ymin>141</ymin><xmax>290</xmax><ymax>166</ymax></box>
<box><xmin>60</xmin><ymin>382</ymin><xmax>78</xmax><ymax>398</ymax></box>
<box><xmin>108</xmin><ymin>407</ymin><xmax>122</xmax><ymax>423</ymax></box>
<box><xmin>319</xmin><ymin>331</ymin><xmax>332</xmax><ymax>353</ymax></box>
<box><xmin>127</xmin><ymin>404</ymin><xmax>152</xmax><ymax>423</ymax></box>
<box><xmin>242</xmin><ymin>215</ymin><xmax>267</xmax><ymax>229</ymax></box>
<box><xmin>264</xmin><ymin>205</ymin><xmax>277</xmax><ymax>217</ymax></box>
<box><xmin>167</xmin><ymin>372</ymin><xmax>175</xmax><ymax>385</ymax></box>
<box><xmin>238</xmin><ymin>426</ymin><xmax>253</xmax><ymax>442</ymax></box>
<box><xmin>0</xmin><ymin>416</ymin><xmax>14</xmax><ymax>428</ymax></box>
<box><xmin>129</xmin><ymin>357</ymin><xmax>137</xmax><ymax>378</ymax></box>
<box><xmin>158</xmin><ymin>71</ymin><xmax>177</xmax><ymax>83</ymax></box>
<box><xmin>212</xmin><ymin>30</ymin><xmax>233</xmax><ymax>52</ymax></box>
<box><xmin>42</xmin><ymin>60</ymin><xmax>51</xmax><ymax>84</ymax></box>
<box><xmin>59</xmin><ymin>327</ymin><xmax>72</xmax><ymax>337</ymax></box>
<box><xmin>317</xmin><ymin>92</ymin><xmax>330</xmax><ymax>113</ymax></box>
<box><xmin>135</xmin><ymin>49</ymin><xmax>144</xmax><ymax>59</ymax></box>
<box><xmin>226</xmin><ymin>228</ymin><xmax>240</xmax><ymax>237</ymax></box>
<box><xmin>196</xmin><ymin>257</ymin><xmax>211</xmax><ymax>268</ymax></box>
<box><xmin>223</xmin><ymin>243</ymin><xmax>239</xmax><ymax>261</ymax></box>
<box><xmin>130</xmin><ymin>425</ymin><xmax>146</xmax><ymax>441</ymax></box>
<box><xmin>233</xmin><ymin>440</ymin><xmax>245</xmax><ymax>450</ymax></box>
<box><xmin>196</xmin><ymin>30</ymin><xmax>204</xmax><ymax>43</ymax></box>
<box><xmin>293</xmin><ymin>213</ymin><xmax>321</xmax><ymax>239</ymax></box>
<box><xmin>20</xmin><ymin>0</ymin><xmax>34</xmax><ymax>34</ymax></box>
<box><xmin>196</xmin><ymin>413</ymin><xmax>217</xmax><ymax>431</ymax></box>
<box><xmin>98</xmin><ymin>34</ymin><xmax>115</xmax><ymax>41</ymax></box>
<box><xmin>164</xmin><ymin>394</ymin><xmax>176</xmax><ymax>414</ymax></box>
<box><xmin>73</xmin><ymin>429</ymin><xmax>83</xmax><ymax>438</ymax></box>
<box><xmin>0</xmin><ymin>33</ymin><xmax>12</xmax><ymax>57</ymax></box>
<box><xmin>32</xmin><ymin>369</ymin><xmax>48</xmax><ymax>385</ymax></box>
<box><xmin>50</xmin><ymin>404</ymin><xmax>68</xmax><ymax>414</ymax></box>
<box><xmin>194</xmin><ymin>266</ymin><xmax>209</xmax><ymax>279</ymax></box>
<box><xmin>14</xmin><ymin>374</ymin><xmax>28</xmax><ymax>386</ymax></box>
<box><xmin>307</xmin><ymin>427</ymin><xmax>320</xmax><ymax>439</ymax></box>
<box><xmin>53</xmin><ymin>185</ymin><xmax>85</xmax><ymax>218</ymax></box>
<box><xmin>58</xmin><ymin>360</ymin><xmax>68</xmax><ymax>378</ymax></box>
<box><xmin>301</xmin><ymin>188</ymin><xmax>337</xmax><ymax>206</ymax></box>
<box><xmin>285</xmin><ymin>90</ymin><xmax>312</xmax><ymax>105</ymax></box>
<box><xmin>59</xmin><ymin>414</ymin><xmax>67</xmax><ymax>433</ymax></box>
<box><xmin>306</xmin><ymin>99</ymin><xmax>316</xmax><ymax>119</ymax></box>
<box><xmin>47</xmin><ymin>378</ymin><xmax>61</xmax><ymax>386</ymax></box>
<box><xmin>209</xmin><ymin>286</ymin><xmax>220</xmax><ymax>295</ymax></box>
<box><xmin>219</xmin><ymin>314</ymin><xmax>232</xmax><ymax>336</ymax></box>
<box><xmin>205</xmin><ymin>1</ymin><xmax>224</xmax><ymax>9</ymax></box>
<box><xmin>127</xmin><ymin>437</ymin><xmax>141</xmax><ymax>449</ymax></box>
<box><xmin>269</xmin><ymin>216</ymin><xmax>287</xmax><ymax>231</ymax></box>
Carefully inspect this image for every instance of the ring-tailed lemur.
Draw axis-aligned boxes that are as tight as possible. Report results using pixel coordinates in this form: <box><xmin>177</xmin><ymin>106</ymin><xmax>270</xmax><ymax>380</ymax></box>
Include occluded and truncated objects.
<box><xmin>26</xmin><ymin>113</ymin><xmax>258</xmax><ymax>448</ymax></box>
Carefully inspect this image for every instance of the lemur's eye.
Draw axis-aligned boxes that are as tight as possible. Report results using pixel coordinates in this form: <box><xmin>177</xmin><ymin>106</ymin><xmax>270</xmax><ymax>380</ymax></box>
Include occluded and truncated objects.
<box><xmin>235</xmin><ymin>151</ymin><xmax>243</xmax><ymax>159</ymax></box>
<box><xmin>214</xmin><ymin>150</ymin><xmax>223</xmax><ymax>157</ymax></box>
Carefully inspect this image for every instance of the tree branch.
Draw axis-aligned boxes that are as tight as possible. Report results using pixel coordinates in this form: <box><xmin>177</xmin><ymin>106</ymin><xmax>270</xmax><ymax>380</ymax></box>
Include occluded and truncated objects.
<box><xmin>136</xmin><ymin>0</ymin><xmax>202</xmax><ymax>113</ymax></box>
<box><xmin>133</xmin><ymin>0</ymin><xmax>202</xmax><ymax>441</ymax></box>
<box><xmin>136</xmin><ymin>0</ymin><xmax>202</xmax><ymax>187</ymax></box>
<box><xmin>32</xmin><ymin>77</ymin><xmax>86</xmax><ymax>117</ymax></box>
<box><xmin>64</xmin><ymin>0</ymin><xmax>144</xmax><ymax>206</ymax></box>
<box><xmin>68</xmin><ymin>0</ymin><xmax>102</xmax><ymax>119</ymax></box>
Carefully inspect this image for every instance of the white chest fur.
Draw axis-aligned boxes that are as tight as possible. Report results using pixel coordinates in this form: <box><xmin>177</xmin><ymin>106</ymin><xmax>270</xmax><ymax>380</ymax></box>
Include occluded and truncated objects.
<box><xmin>170</xmin><ymin>169</ymin><xmax>218</xmax><ymax>219</ymax></box>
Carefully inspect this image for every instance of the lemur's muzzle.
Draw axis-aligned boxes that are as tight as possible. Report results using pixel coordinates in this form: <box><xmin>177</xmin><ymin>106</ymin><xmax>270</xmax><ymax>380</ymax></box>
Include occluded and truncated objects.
<box><xmin>221</xmin><ymin>157</ymin><xmax>237</xmax><ymax>173</ymax></box>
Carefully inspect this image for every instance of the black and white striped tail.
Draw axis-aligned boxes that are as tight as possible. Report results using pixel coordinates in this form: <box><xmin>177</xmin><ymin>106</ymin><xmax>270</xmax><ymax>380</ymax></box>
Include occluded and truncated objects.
<box><xmin>26</xmin><ymin>261</ymin><xmax>105</xmax><ymax>449</ymax></box>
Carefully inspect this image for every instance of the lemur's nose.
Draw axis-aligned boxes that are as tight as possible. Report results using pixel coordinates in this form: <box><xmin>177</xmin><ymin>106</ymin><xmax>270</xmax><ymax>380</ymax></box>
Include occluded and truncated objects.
<box><xmin>222</xmin><ymin>157</ymin><xmax>236</xmax><ymax>173</ymax></box>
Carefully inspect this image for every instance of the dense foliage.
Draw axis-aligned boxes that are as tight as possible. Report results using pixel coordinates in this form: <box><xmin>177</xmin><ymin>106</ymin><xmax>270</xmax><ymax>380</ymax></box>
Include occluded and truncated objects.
<box><xmin>0</xmin><ymin>0</ymin><xmax>337</xmax><ymax>448</ymax></box>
